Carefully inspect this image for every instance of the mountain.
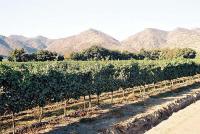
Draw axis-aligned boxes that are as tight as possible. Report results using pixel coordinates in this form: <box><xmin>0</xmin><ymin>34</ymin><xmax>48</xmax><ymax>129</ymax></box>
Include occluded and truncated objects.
<box><xmin>0</xmin><ymin>36</ymin><xmax>12</xmax><ymax>56</ymax></box>
<box><xmin>0</xmin><ymin>35</ymin><xmax>51</xmax><ymax>56</ymax></box>
<box><xmin>47</xmin><ymin>29</ymin><xmax>121</xmax><ymax>56</ymax></box>
<box><xmin>121</xmin><ymin>28</ymin><xmax>167</xmax><ymax>52</ymax></box>
<box><xmin>163</xmin><ymin>28</ymin><xmax>200</xmax><ymax>50</ymax></box>
<box><xmin>121</xmin><ymin>27</ymin><xmax>200</xmax><ymax>51</ymax></box>
<box><xmin>1</xmin><ymin>27</ymin><xmax>200</xmax><ymax>57</ymax></box>
<box><xmin>0</xmin><ymin>29</ymin><xmax>121</xmax><ymax>56</ymax></box>
<box><xmin>8</xmin><ymin>35</ymin><xmax>50</xmax><ymax>50</ymax></box>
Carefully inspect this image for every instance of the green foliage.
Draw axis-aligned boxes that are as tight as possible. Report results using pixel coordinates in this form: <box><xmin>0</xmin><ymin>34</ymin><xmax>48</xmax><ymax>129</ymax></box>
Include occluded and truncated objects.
<box><xmin>0</xmin><ymin>65</ymin><xmax>23</xmax><ymax>113</ymax></box>
<box><xmin>139</xmin><ymin>48</ymin><xmax>197</xmax><ymax>60</ymax></box>
<box><xmin>70</xmin><ymin>46</ymin><xmax>197</xmax><ymax>61</ymax></box>
<box><xmin>159</xmin><ymin>48</ymin><xmax>175</xmax><ymax>59</ymax></box>
<box><xmin>57</xmin><ymin>55</ymin><xmax>65</xmax><ymax>61</ymax></box>
<box><xmin>0</xmin><ymin>59</ymin><xmax>199</xmax><ymax>115</ymax></box>
<box><xmin>8</xmin><ymin>48</ymin><xmax>26</xmax><ymax>62</ymax></box>
<box><xmin>0</xmin><ymin>55</ymin><xmax>3</xmax><ymax>61</ymax></box>
<box><xmin>176</xmin><ymin>48</ymin><xmax>196</xmax><ymax>59</ymax></box>
<box><xmin>36</xmin><ymin>50</ymin><xmax>57</xmax><ymax>61</ymax></box>
<box><xmin>70</xmin><ymin>46</ymin><xmax>143</xmax><ymax>61</ymax></box>
<box><xmin>7</xmin><ymin>49</ymin><xmax>64</xmax><ymax>62</ymax></box>
<box><xmin>139</xmin><ymin>49</ymin><xmax>161</xmax><ymax>60</ymax></box>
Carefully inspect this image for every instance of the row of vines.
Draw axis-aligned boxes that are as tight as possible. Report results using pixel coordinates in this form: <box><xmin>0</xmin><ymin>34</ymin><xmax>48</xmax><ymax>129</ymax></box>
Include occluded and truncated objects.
<box><xmin>0</xmin><ymin>59</ymin><xmax>199</xmax><ymax>117</ymax></box>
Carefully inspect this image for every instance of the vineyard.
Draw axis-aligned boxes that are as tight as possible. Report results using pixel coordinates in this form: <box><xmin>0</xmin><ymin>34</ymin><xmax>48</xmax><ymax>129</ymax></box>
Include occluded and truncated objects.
<box><xmin>1</xmin><ymin>59</ymin><xmax>200</xmax><ymax>133</ymax></box>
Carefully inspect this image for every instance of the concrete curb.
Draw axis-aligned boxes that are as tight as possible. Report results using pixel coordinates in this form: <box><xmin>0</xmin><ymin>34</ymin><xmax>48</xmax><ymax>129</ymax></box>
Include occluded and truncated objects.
<box><xmin>102</xmin><ymin>89</ymin><xmax>200</xmax><ymax>134</ymax></box>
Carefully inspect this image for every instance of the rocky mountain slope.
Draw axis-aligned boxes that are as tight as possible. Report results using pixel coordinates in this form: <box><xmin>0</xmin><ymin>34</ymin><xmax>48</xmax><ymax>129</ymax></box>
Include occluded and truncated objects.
<box><xmin>122</xmin><ymin>28</ymin><xmax>200</xmax><ymax>52</ymax></box>
<box><xmin>0</xmin><ymin>29</ymin><xmax>121</xmax><ymax>56</ymax></box>
<box><xmin>1</xmin><ymin>27</ymin><xmax>200</xmax><ymax>56</ymax></box>
<box><xmin>121</xmin><ymin>28</ymin><xmax>168</xmax><ymax>51</ymax></box>
<box><xmin>47</xmin><ymin>29</ymin><xmax>121</xmax><ymax>56</ymax></box>
<box><xmin>0</xmin><ymin>35</ymin><xmax>50</xmax><ymax>56</ymax></box>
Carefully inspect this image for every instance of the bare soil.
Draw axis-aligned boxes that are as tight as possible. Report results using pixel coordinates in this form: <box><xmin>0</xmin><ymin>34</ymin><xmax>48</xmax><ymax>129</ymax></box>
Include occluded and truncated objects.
<box><xmin>38</xmin><ymin>84</ymin><xmax>200</xmax><ymax>134</ymax></box>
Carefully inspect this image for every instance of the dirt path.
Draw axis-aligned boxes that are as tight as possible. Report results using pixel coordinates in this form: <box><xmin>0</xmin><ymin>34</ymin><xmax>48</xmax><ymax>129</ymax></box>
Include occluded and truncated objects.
<box><xmin>40</xmin><ymin>84</ymin><xmax>200</xmax><ymax>134</ymax></box>
<box><xmin>145</xmin><ymin>100</ymin><xmax>200</xmax><ymax>134</ymax></box>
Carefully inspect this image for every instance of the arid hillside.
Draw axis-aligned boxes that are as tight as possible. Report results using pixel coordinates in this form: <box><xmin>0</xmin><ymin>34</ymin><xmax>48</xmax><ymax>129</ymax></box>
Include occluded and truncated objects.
<box><xmin>122</xmin><ymin>28</ymin><xmax>200</xmax><ymax>52</ymax></box>
<box><xmin>46</xmin><ymin>29</ymin><xmax>121</xmax><ymax>56</ymax></box>
<box><xmin>1</xmin><ymin>28</ymin><xmax>200</xmax><ymax>56</ymax></box>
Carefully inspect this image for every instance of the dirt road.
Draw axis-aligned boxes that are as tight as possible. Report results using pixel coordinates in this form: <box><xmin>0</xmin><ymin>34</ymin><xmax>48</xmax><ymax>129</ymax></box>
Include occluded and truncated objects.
<box><xmin>40</xmin><ymin>84</ymin><xmax>200</xmax><ymax>134</ymax></box>
<box><xmin>145</xmin><ymin>100</ymin><xmax>200</xmax><ymax>134</ymax></box>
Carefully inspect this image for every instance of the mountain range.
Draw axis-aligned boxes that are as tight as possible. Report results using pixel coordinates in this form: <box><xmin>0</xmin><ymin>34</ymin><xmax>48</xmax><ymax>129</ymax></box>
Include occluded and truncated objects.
<box><xmin>1</xmin><ymin>27</ymin><xmax>200</xmax><ymax>56</ymax></box>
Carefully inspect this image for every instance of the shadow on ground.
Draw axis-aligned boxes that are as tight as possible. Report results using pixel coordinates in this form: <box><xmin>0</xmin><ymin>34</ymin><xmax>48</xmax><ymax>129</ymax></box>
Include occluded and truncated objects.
<box><xmin>44</xmin><ymin>83</ymin><xmax>200</xmax><ymax>134</ymax></box>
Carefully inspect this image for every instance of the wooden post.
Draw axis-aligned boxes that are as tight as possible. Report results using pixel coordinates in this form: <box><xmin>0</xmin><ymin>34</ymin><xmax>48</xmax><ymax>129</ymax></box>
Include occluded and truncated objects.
<box><xmin>123</xmin><ymin>90</ymin><xmax>125</xmax><ymax>101</ymax></box>
<box><xmin>141</xmin><ymin>86</ymin><xmax>145</xmax><ymax>102</ymax></box>
<box><xmin>83</xmin><ymin>95</ymin><xmax>86</xmax><ymax>110</ymax></box>
<box><xmin>187</xmin><ymin>77</ymin><xmax>190</xmax><ymax>85</ymax></box>
<box><xmin>97</xmin><ymin>94</ymin><xmax>100</xmax><ymax>105</ymax></box>
<box><xmin>139</xmin><ymin>86</ymin><xmax>142</xmax><ymax>97</ymax></box>
<box><xmin>123</xmin><ymin>89</ymin><xmax>125</xmax><ymax>102</ymax></box>
<box><xmin>12</xmin><ymin>112</ymin><xmax>15</xmax><ymax>134</ymax></box>
<box><xmin>143</xmin><ymin>85</ymin><xmax>146</xmax><ymax>96</ymax></box>
<box><xmin>164</xmin><ymin>81</ymin><xmax>167</xmax><ymax>88</ymax></box>
<box><xmin>111</xmin><ymin>91</ymin><xmax>114</xmax><ymax>104</ymax></box>
<box><xmin>132</xmin><ymin>88</ymin><xmax>135</xmax><ymax>98</ymax></box>
<box><xmin>64</xmin><ymin>100</ymin><xmax>68</xmax><ymax>116</ymax></box>
<box><xmin>39</xmin><ymin>107</ymin><xmax>43</xmax><ymax>123</ymax></box>
<box><xmin>171</xmin><ymin>80</ymin><xmax>173</xmax><ymax>91</ymax></box>
<box><xmin>88</xmin><ymin>94</ymin><xmax>92</xmax><ymax>108</ymax></box>
<box><xmin>191</xmin><ymin>76</ymin><xmax>194</xmax><ymax>83</ymax></box>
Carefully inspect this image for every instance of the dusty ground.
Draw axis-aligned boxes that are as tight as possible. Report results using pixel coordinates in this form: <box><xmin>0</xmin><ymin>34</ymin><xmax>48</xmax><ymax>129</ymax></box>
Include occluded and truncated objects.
<box><xmin>39</xmin><ymin>84</ymin><xmax>200</xmax><ymax>134</ymax></box>
<box><xmin>145</xmin><ymin>100</ymin><xmax>200</xmax><ymax>134</ymax></box>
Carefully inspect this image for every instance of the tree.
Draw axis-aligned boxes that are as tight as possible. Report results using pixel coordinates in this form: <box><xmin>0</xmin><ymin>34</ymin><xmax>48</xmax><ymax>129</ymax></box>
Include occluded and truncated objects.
<box><xmin>8</xmin><ymin>49</ymin><xmax>64</xmax><ymax>62</ymax></box>
<box><xmin>8</xmin><ymin>48</ymin><xmax>26</xmax><ymax>62</ymax></box>
<box><xmin>83</xmin><ymin>46</ymin><xmax>111</xmax><ymax>60</ymax></box>
<box><xmin>21</xmin><ymin>53</ymin><xmax>37</xmax><ymax>62</ymax></box>
<box><xmin>70</xmin><ymin>52</ymin><xmax>84</xmax><ymax>60</ymax></box>
<box><xmin>176</xmin><ymin>48</ymin><xmax>196</xmax><ymax>59</ymax></box>
<box><xmin>159</xmin><ymin>48</ymin><xmax>175</xmax><ymax>59</ymax></box>
<box><xmin>139</xmin><ymin>49</ymin><xmax>161</xmax><ymax>60</ymax></box>
<box><xmin>36</xmin><ymin>50</ymin><xmax>54</xmax><ymax>61</ymax></box>
<box><xmin>70</xmin><ymin>45</ymin><xmax>142</xmax><ymax>61</ymax></box>
<box><xmin>56</xmin><ymin>55</ymin><xmax>65</xmax><ymax>61</ymax></box>
<box><xmin>35</xmin><ymin>50</ymin><xmax>64</xmax><ymax>61</ymax></box>
<box><xmin>140</xmin><ymin>48</ymin><xmax>197</xmax><ymax>60</ymax></box>
<box><xmin>0</xmin><ymin>55</ymin><xmax>3</xmax><ymax>61</ymax></box>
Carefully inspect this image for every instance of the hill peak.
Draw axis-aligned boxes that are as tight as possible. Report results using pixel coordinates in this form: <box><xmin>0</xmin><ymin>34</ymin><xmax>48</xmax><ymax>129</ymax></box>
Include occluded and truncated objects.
<box><xmin>173</xmin><ymin>27</ymin><xmax>190</xmax><ymax>32</ymax></box>
<box><xmin>9</xmin><ymin>35</ymin><xmax>27</xmax><ymax>40</ymax></box>
<box><xmin>80</xmin><ymin>28</ymin><xmax>105</xmax><ymax>35</ymax></box>
<box><xmin>87</xmin><ymin>28</ymin><xmax>99</xmax><ymax>32</ymax></box>
<box><xmin>46</xmin><ymin>28</ymin><xmax>121</xmax><ymax>56</ymax></box>
<box><xmin>34</xmin><ymin>35</ymin><xmax>48</xmax><ymax>40</ymax></box>
<box><xmin>143</xmin><ymin>28</ymin><xmax>167</xmax><ymax>33</ymax></box>
<box><xmin>1</xmin><ymin>27</ymin><xmax>200</xmax><ymax>57</ymax></box>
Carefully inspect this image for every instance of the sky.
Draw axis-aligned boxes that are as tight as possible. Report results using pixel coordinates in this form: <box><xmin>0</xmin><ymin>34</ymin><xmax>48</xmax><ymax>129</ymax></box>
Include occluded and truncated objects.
<box><xmin>0</xmin><ymin>0</ymin><xmax>200</xmax><ymax>40</ymax></box>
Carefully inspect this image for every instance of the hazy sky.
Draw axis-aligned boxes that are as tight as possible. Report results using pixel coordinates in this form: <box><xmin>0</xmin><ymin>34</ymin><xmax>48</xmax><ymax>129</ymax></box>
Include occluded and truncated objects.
<box><xmin>0</xmin><ymin>0</ymin><xmax>200</xmax><ymax>40</ymax></box>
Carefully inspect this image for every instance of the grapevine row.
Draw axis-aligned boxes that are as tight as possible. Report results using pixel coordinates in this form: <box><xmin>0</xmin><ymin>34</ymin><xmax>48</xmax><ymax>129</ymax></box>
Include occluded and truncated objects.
<box><xmin>0</xmin><ymin>59</ymin><xmax>199</xmax><ymax>116</ymax></box>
